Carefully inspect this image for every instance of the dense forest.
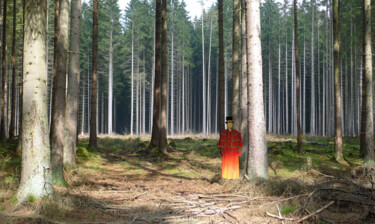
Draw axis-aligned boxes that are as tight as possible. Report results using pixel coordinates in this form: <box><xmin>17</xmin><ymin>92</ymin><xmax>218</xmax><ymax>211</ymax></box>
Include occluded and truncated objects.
<box><xmin>0</xmin><ymin>0</ymin><xmax>372</xmax><ymax>136</ymax></box>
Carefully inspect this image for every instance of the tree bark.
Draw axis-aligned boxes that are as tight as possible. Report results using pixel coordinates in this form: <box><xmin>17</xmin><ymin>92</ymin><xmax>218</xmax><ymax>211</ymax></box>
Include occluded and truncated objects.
<box><xmin>51</xmin><ymin>0</ymin><xmax>69</xmax><ymax>185</ymax></box>
<box><xmin>17</xmin><ymin>0</ymin><xmax>53</xmax><ymax>202</ymax></box>
<box><xmin>16</xmin><ymin>0</ymin><xmax>25</xmax><ymax>154</ymax></box>
<box><xmin>9</xmin><ymin>0</ymin><xmax>16</xmax><ymax>140</ymax></box>
<box><xmin>201</xmin><ymin>3</ymin><xmax>206</xmax><ymax>135</ymax></box>
<box><xmin>89</xmin><ymin>0</ymin><xmax>98</xmax><ymax>148</ymax></box>
<box><xmin>333</xmin><ymin>0</ymin><xmax>343</xmax><ymax>161</ymax></box>
<box><xmin>232</xmin><ymin>0</ymin><xmax>240</xmax><ymax>131</ymax></box>
<box><xmin>245</xmin><ymin>0</ymin><xmax>267</xmax><ymax>180</ymax></box>
<box><xmin>159</xmin><ymin>0</ymin><xmax>167</xmax><ymax>152</ymax></box>
<box><xmin>293</xmin><ymin>0</ymin><xmax>302</xmax><ymax>153</ymax></box>
<box><xmin>218</xmin><ymin>0</ymin><xmax>225</xmax><ymax>132</ymax></box>
<box><xmin>65</xmin><ymin>0</ymin><xmax>81</xmax><ymax>166</ymax></box>
<box><xmin>360</xmin><ymin>0</ymin><xmax>374</xmax><ymax>163</ymax></box>
<box><xmin>310</xmin><ymin>0</ymin><xmax>315</xmax><ymax>135</ymax></box>
<box><xmin>0</xmin><ymin>0</ymin><xmax>8</xmax><ymax>141</ymax></box>
<box><xmin>150</xmin><ymin>0</ymin><xmax>161</xmax><ymax>148</ymax></box>
<box><xmin>240</xmin><ymin>0</ymin><xmax>248</xmax><ymax>168</ymax></box>
<box><xmin>108</xmin><ymin>23</ymin><xmax>113</xmax><ymax>134</ymax></box>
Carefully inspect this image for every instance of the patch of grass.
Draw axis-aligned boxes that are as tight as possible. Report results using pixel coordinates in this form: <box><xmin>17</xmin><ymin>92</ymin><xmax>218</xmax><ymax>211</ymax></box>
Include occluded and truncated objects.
<box><xmin>4</xmin><ymin>176</ymin><xmax>16</xmax><ymax>185</ymax></box>
<box><xmin>77</xmin><ymin>146</ymin><xmax>91</xmax><ymax>159</ymax></box>
<box><xmin>280</xmin><ymin>204</ymin><xmax>299</xmax><ymax>214</ymax></box>
<box><xmin>10</xmin><ymin>196</ymin><xmax>17</xmax><ymax>204</ymax></box>
<box><xmin>91</xmin><ymin>214</ymin><xmax>98</xmax><ymax>221</ymax></box>
<box><xmin>27</xmin><ymin>195</ymin><xmax>36</xmax><ymax>203</ymax></box>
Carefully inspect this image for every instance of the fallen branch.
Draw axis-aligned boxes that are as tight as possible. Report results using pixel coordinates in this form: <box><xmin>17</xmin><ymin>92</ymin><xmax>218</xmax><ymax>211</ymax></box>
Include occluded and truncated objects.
<box><xmin>292</xmin><ymin>201</ymin><xmax>334</xmax><ymax>224</ymax></box>
<box><xmin>265</xmin><ymin>212</ymin><xmax>294</xmax><ymax>221</ymax></box>
<box><xmin>215</xmin><ymin>209</ymin><xmax>234</xmax><ymax>224</ymax></box>
<box><xmin>132</xmin><ymin>192</ymin><xmax>147</xmax><ymax>200</ymax></box>
<box><xmin>277</xmin><ymin>205</ymin><xmax>285</xmax><ymax>224</ymax></box>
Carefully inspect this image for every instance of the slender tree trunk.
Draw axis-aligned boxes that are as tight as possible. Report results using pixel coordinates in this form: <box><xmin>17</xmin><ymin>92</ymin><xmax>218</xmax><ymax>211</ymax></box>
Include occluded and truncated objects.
<box><xmin>150</xmin><ymin>24</ymin><xmax>155</xmax><ymax>133</ymax></box>
<box><xmin>245</xmin><ymin>0</ymin><xmax>267</xmax><ymax>180</ymax></box>
<box><xmin>240</xmin><ymin>0</ymin><xmax>248</xmax><ymax>167</ymax></box>
<box><xmin>182</xmin><ymin>45</ymin><xmax>185</xmax><ymax>133</ymax></box>
<box><xmin>311</xmin><ymin>0</ymin><xmax>315</xmax><ymax>135</ymax></box>
<box><xmin>0</xmin><ymin>0</ymin><xmax>8</xmax><ymax>141</ymax></box>
<box><xmin>268</xmin><ymin>32</ymin><xmax>272</xmax><ymax>132</ymax></box>
<box><xmin>108</xmin><ymin>25</ymin><xmax>113</xmax><ymax>134</ymax></box>
<box><xmin>218</xmin><ymin>0</ymin><xmax>225</xmax><ymax>132</ymax></box>
<box><xmin>65</xmin><ymin>0</ymin><xmax>81</xmax><ymax>166</ymax></box>
<box><xmin>333</xmin><ymin>0</ymin><xmax>343</xmax><ymax>161</ymax></box>
<box><xmin>16</xmin><ymin>0</ymin><xmax>25</xmax><ymax>154</ymax></box>
<box><xmin>207</xmin><ymin>18</ymin><xmax>212</xmax><ymax>134</ymax></box>
<box><xmin>17</xmin><ymin>0</ymin><xmax>53</xmax><ymax>202</ymax></box>
<box><xmin>130</xmin><ymin>24</ymin><xmax>134</xmax><ymax>135</ymax></box>
<box><xmin>159</xmin><ymin>0</ymin><xmax>167</xmax><ymax>152</ymax></box>
<box><xmin>201</xmin><ymin>4</ymin><xmax>206</xmax><ymax>135</ymax></box>
<box><xmin>142</xmin><ymin>51</ymin><xmax>146</xmax><ymax>134</ymax></box>
<box><xmin>303</xmin><ymin>30</ymin><xmax>306</xmax><ymax>134</ymax></box>
<box><xmin>9</xmin><ymin>0</ymin><xmax>16</xmax><ymax>140</ymax></box>
<box><xmin>294</xmin><ymin>0</ymin><xmax>302</xmax><ymax>152</ymax></box>
<box><xmin>277</xmin><ymin>28</ymin><xmax>280</xmax><ymax>134</ymax></box>
<box><xmin>51</xmin><ymin>0</ymin><xmax>68</xmax><ymax>185</ymax></box>
<box><xmin>360</xmin><ymin>0</ymin><xmax>374</xmax><ymax>163</ymax></box>
<box><xmin>89</xmin><ymin>0</ymin><xmax>98</xmax><ymax>148</ymax></box>
<box><xmin>286</xmin><ymin>35</ymin><xmax>289</xmax><ymax>134</ymax></box>
<box><xmin>232</xmin><ymin>0</ymin><xmax>240</xmax><ymax>130</ymax></box>
<box><xmin>101</xmin><ymin>91</ymin><xmax>104</xmax><ymax>133</ymax></box>
<box><xmin>81</xmin><ymin>73</ymin><xmax>85</xmax><ymax>135</ymax></box>
<box><xmin>171</xmin><ymin>3</ymin><xmax>174</xmax><ymax>135</ymax></box>
<box><xmin>150</xmin><ymin>0</ymin><xmax>161</xmax><ymax>148</ymax></box>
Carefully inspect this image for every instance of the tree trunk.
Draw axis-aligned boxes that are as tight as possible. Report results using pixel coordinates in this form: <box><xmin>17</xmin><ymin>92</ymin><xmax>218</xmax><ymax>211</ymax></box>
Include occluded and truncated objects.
<box><xmin>64</xmin><ymin>0</ymin><xmax>81</xmax><ymax>166</ymax></box>
<box><xmin>0</xmin><ymin>0</ymin><xmax>8</xmax><ymax>141</ymax></box>
<box><xmin>182</xmin><ymin>44</ymin><xmax>185</xmax><ymax>133</ymax></box>
<box><xmin>232</xmin><ymin>0</ymin><xmax>240</xmax><ymax>130</ymax></box>
<box><xmin>360</xmin><ymin>0</ymin><xmax>374</xmax><ymax>163</ymax></box>
<box><xmin>218</xmin><ymin>0</ymin><xmax>225</xmax><ymax>132</ymax></box>
<box><xmin>159</xmin><ymin>0</ymin><xmax>167</xmax><ymax>152</ymax></box>
<box><xmin>130</xmin><ymin>24</ymin><xmax>134</xmax><ymax>135</ymax></box>
<box><xmin>207</xmin><ymin>17</ymin><xmax>212</xmax><ymax>134</ymax></box>
<box><xmin>17</xmin><ymin>0</ymin><xmax>53</xmax><ymax>202</ymax></box>
<box><xmin>81</xmin><ymin>72</ymin><xmax>85</xmax><ymax>135</ymax></box>
<box><xmin>310</xmin><ymin>0</ymin><xmax>315</xmax><ymax>135</ymax></box>
<box><xmin>171</xmin><ymin>3</ymin><xmax>174</xmax><ymax>135</ymax></box>
<box><xmin>201</xmin><ymin>4</ymin><xmax>206</xmax><ymax>135</ymax></box>
<box><xmin>89</xmin><ymin>0</ymin><xmax>98</xmax><ymax>148</ymax></box>
<box><xmin>285</xmin><ymin>33</ymin><xmax>290</xmax><ymax>134</ymax></box>
<box><xmin>9</xmin><ymin>0</ymin><xmax>16</xmax><ymax>140</ymax></box>
<box><xmin>51</xmin><ymin>0</ymin><xmax>68</xmax><ymax>185</ymax></box>
<box><xmin>240</xmin><ymin>0</ymin><xmax>248</xmax><ymax>167</ymax></box>
<box><xmin>108</xmin><ymin>24</ymin><xmax>113</xmax><ymax>134</ymax></box>
<box><xmin>16</xmin><ymin>0</ymin><xmax>25</xmax><ymax>154</ymax></box>
<box><xmin>245</xmin><ymin>0</ymin><xmax>267</xmax><ymax>180</ymax></box>
<box><xmin>150</xmin><ymin>0</ymin><xmax>161</xmax><ymax>148</ymax></box>
<box><xmin>333</xmin><ymin>0</ymin><xmax>343</xmax><ymax>161</ymax></box>
<box><xmin>294</xmin><ymin>0</ymin><xmax>302</xmax><ymax>153</ymax></box>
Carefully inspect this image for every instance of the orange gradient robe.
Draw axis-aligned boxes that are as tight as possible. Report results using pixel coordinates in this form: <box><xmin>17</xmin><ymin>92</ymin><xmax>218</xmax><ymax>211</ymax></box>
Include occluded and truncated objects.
<box><xmin>218</xmin><ymin>129</ymin><xmax>243</xmax><ymax>179</ymax></box>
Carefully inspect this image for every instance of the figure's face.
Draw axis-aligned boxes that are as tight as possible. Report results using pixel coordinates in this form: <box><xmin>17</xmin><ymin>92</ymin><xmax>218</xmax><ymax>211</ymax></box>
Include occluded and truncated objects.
<box><xmin>227</xmin><ymin>121</ymin><xmax>233</xmax><ymax>130</ymax></box>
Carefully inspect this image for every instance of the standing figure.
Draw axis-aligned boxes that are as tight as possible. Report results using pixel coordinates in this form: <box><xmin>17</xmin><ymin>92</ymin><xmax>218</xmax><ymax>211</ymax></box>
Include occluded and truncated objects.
<box><xmin>218</xmin><ymin>116</ymin><xmax>243</xmax><ymax>179</ymax></box>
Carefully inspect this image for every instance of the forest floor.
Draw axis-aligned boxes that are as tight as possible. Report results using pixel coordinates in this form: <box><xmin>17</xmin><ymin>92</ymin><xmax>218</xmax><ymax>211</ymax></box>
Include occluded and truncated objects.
<box><xmin>0</xmin><ymin>135</ymin><xmax>375</xmax><ymax>223</ymax></box>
